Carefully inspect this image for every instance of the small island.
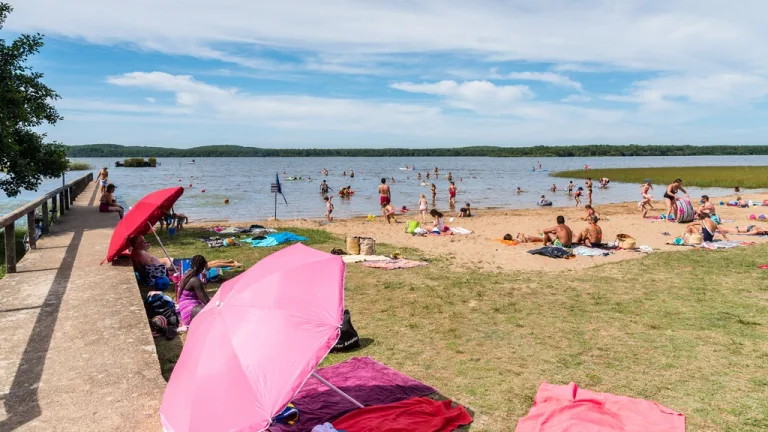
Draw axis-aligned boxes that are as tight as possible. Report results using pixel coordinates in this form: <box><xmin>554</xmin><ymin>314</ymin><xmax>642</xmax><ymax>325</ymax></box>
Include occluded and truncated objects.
<box><xmin>115</xmin><ymin>157</ymin><xmax>158</xmax><ymax>168</ymax></box>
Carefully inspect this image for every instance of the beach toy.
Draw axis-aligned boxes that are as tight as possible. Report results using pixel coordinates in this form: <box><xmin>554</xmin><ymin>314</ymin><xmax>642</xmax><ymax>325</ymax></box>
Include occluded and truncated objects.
<box><xmin>749</xmin><ymin>214</ymin><xmax>757</xmax><ymax>220</ymax></box>
<box><xmin>759</xmin><ymin>214</ymin><xmax>767</xmax><ymax>220</ymax></box>
<box><xmin>153</xmin><ymin>276</ymin><xmax>171</xmax><ymax>291</ymax></box>
<box><xmin>719</xmin><ymin>201</ymin><xmax>724</xmax><ymax>205</ymax></box>
<box><xmin>201</xmin><ymin>189</ymin><xmax>206</xmax><ymax>193</ymax></box>
<box><xmin>673</xmin><ymin>237</ymin><xmax>684</xmax><ymax>245</ymax></box>
<box><xmin>367</xmin><ymin>214</ymin><xmax>375</xmax><ymax>222</ymax></box>
<box><xmin>168</xmin><ymin>227</ymin><xmax>176</xmax><ymax>236</ymax></box>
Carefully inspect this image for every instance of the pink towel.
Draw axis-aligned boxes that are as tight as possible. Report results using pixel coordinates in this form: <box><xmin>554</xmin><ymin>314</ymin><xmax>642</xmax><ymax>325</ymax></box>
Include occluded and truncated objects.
<box><xmin>515</xmin><ymin>382</ymin><xmax>685</xmax><ymax>432</ymax></box>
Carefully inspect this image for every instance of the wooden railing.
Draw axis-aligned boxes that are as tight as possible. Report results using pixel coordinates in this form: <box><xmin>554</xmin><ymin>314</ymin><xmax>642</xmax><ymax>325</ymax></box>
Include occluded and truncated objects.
<box><xmin>0</xmin><ymin>172</ymin><xmax>94</xmax><ymax>273</ymax></box>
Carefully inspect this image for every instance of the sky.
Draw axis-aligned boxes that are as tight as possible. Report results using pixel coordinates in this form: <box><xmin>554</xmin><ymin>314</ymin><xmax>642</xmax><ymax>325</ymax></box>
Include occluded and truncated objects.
<box><xmin>5</xmin><ymin>0</ymin><xmax>768</xmax><ymax>148</ymax></box>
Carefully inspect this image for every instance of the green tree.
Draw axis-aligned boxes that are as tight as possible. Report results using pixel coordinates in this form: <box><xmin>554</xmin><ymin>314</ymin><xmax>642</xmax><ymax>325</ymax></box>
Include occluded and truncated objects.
<box><xmin>0</xmin><ymin>3</ymin><xmax>67</xmax><ymax>197</ymax></box>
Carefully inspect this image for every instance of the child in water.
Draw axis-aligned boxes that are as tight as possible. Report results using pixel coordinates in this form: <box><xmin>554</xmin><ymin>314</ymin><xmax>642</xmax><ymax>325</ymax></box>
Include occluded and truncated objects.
<box><xmin>550</xmin><ymin>183</ymin><xmax>557</xmax><ymax>193</ymax></box>
<box><xmin>324</xmin><ymin>196</ymin><xmax>334</xmax><ymax>222</ymax></box>
<box><xmin>418</xmin><ymin>193</ymin><xmax>428</xmax><ymax>223</ymax></box>
<box><xmin>575</xmin><ymin>187</ymin><xmax>583</xmax><ymax>207</ymax></box>
<box><xmin>567</xmin><ymin>181</ymin><xmax>574</xmax><ymax>195</ymax></box>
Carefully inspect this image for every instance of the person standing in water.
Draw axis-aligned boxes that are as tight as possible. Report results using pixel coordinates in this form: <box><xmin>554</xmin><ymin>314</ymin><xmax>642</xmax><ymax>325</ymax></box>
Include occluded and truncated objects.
<box><xmin>448</xmin><ymin>181</ymin><xmax>458</xmax><ymax>209</ymax></box>
<box><xmin>378</xmin><ymin>178</ymin><xmax>391</xmax><ymax>220</ymax></box>
<box><xmin>430</xmin><ymin>183</ymin><xmax>437</xmax><ymax>206</ymax></box>
<box><xmin>320</xmin><ymin>179</ymin><xmax>329</xmax><ymax>195</ymax></box>
<box><xmin>575</xmin><ymin>187</ymin><xmax>583</xmax><ymax>207</ymax></box>
<box><xmin>585</xmin><ymin>178</ymin><xmax>593</xmax><ymax>206</ymax></box>
<box><xmin>567</xmin><ymin>181</ymin><xmax>574</xmax><ymax>195</ymax></box>
<box><xmin>350</xmin><ymin>170</ymin><xmax>355</xmax><ymax>178</ymax></box>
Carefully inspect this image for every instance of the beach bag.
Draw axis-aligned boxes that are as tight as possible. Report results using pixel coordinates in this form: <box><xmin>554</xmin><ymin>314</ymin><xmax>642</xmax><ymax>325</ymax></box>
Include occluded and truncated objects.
<box><xmin>145</xmin><ymin>293</ymin><xmax>179</xmax><ymax>327</ymax></box>
<box><xmin>358</xmin><ymin>237</ymin><xmax>376</xmax><ymax>255</ymax></box>
<box><xmin>346</xmin><ymin>236</ymin><xmax>361</xmax><ymax>255</ymax></box>
<box><xmin>331</xmin><ymin>309</ymin><xmax>360</xmax><ymax>352</ymax></box>
<box><xmin>615</xmin><ymin>234</ymin><xmax>636</xmax><ymax>249</ymax></box>
<box><xmin>405</xmin><ymin>220</ymin><xmax>420</xmax><ymax>234</ymax></box>
<box><xmin>676</xmin><ymin>198</ymin><xmax>695</xmax><ymax>223</ymax></box>
<box><xmin>687</xmin><ymin>233</ymin><xmax>703</xmax><ymax>245</ymax></box>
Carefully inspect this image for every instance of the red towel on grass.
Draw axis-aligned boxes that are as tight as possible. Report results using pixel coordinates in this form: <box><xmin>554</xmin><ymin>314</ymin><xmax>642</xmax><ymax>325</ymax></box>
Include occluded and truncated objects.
<box><xmin>515</xmin><ymin>382</ymin><xmax>685</xmax><ymax>432</ymax></box>
<box><xmin>333</xmin><ymin>397</ymin><xmax>472</xmax><ymax>432</ymax></box>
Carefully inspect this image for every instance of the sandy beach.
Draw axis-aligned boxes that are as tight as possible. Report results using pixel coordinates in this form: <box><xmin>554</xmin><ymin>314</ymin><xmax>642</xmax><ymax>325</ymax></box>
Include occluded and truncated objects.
<box><xmin>194</xmin><ymin>191</ymin><xmax>768</xmax><ymax>272</ymax></box>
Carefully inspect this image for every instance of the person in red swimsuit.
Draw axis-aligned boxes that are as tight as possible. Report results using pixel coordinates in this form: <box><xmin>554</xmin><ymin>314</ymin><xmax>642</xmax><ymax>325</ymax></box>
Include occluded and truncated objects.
<box><xmin>448</xmin><ymin>181</ymin><xmax>458</xmax><ymax>208</ymax></box>
<box><xmin>378</xmin><ymin>178</ymin><xmax>391</xmax><ymax>219</ymax></box>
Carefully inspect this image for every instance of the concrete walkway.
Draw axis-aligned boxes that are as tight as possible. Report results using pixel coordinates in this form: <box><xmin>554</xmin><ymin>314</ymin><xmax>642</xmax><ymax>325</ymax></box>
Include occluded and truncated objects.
<box><xmin>0</xmin><ymin>183</ymin><xmax>165</xmax><ymax>431</ymax></box>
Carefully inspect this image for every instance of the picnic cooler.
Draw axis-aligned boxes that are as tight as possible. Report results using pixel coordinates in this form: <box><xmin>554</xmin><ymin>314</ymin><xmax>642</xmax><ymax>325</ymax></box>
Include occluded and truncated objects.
<box><xmin>346</xmin><ymin>236</ymin><xmax>361</xmax><ymax>255</ymax></box>
<box><xmin>358</xmin><ymin>237</ymin><xmax>376</xmax><ymax>255</ymax></box>
<box><xmin>616</xmin><ymin>234</ymin><xmax>636</xmax><ymax>249</ymax></box>
<box><xmin>676</xmin><ymin>198</ymin><xmax>695</xmax><ymax>223</ymax></box>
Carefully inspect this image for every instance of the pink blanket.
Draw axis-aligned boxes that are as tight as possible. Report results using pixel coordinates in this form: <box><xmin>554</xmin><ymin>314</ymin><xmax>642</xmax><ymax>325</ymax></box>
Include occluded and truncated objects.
<box><xmin>271</xmin><ymin>357</ymin><xmax>435</xmax><ymax>432</ymax></box>
<box><xmin>515</xmin><ymin>382</ymin><xmax>685</xmax><ymax>432</ymax></box>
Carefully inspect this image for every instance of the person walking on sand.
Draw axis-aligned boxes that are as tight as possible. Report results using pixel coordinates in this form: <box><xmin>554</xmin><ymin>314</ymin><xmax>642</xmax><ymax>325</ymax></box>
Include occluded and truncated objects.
<box><xmin>585</xmin><ymin>178</ymin><xmax>593</xmax><ymax>206</ymax></box>
<box><xmin>378</xmin><ymin>178</ymin><xmax>391</xmax><ymax>219</ymax></box>
<box><xmin>664</xmin><ymin>178</ymin><xmax>688</xmax><ymax>221</ymax></box>
<box><xmin>448</xmin><ymin>181</ymin><xmax>458</xmax><ymax>208</ymax></box>
<box><xmin>418</xmin><ymin>193</ymin><xmax>429</xmax><ymax>223</ymax></box>
<box><xmin>324</xmin><ymin>195</ymin><xmax>334</xmax><ymax>222</ymax></box>
<box><xmin>639</xmin><ymin>180</ymin><xmax>653</xmax><ymax>218</ymax></box>
<box><xmin>574</xmin><ymin>187</ymin><xmax>583</xmax><ymax>207</ymax></box>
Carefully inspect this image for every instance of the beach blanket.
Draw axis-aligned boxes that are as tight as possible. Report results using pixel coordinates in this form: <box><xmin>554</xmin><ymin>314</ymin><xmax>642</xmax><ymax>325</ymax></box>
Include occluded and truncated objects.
<box><xmin>515</xmin><ymin>382</ymin><xmax>685</xmax><ymax>432</ymax></box>
<box><xmin>700</xmin><ymin>241</ymin><xmax>754</xmax><ymax>250</ymax></box>
<box><xmin>333</xmin><ymin>397</ymin><xmax>472</xmax><ymax>432</ymax></box>
<box><xmin>494</xmin><ymin>238</ymin><xmax>519</xmax><ymax>246</ymax></box>
<box><xmin>248</xmin><ymin>232</ymin><xmax>308</xmax><ymax>247</ymax></box>
<box><xmin>572</xmin><ymin>246</ymin><xmax>612</xmax><ymax>257</ymax></box>
<box><xmin>527</xmin><ymin>246</ymin><xmax>573</xmax><ymax>259</ymax></box>
<box><xmin>341</xmin><ymin>255</ymin><xmax>390</xmax><ymax>264</ymax></box>
<box><xmin>449</xmin><ymin>227</ymin><xmax>472</xmax><ymax>235</ymax></box>
<box><xmin>199</xmin><ymin>236</ymin><xmax>225</xmax><ymax>248</ymax></box>
<box><xmin>361</xmin><ymin>259</ymin><xmax>427</xmax><ymax>270</ymax></box>
<box><xmin>271</xmin><ymin>357</ymin><xmax>436</xmax><ymax>432</ymax></box>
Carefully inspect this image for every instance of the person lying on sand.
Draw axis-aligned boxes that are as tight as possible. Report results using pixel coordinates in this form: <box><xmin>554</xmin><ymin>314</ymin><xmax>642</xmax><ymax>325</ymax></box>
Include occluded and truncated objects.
<box><xmin>582</xmin><ymin>205</ymin><xmax>600</xmax><ymax>221</ymax></box>
<box><xmin>736</xmin><ymin>196</ymin><xmax>749</xmax><ymax>207</ymax></box>
<box><xmin>719</xmin><ymin>225</ymin><xmax>767</xmax><ymax>236</ymax></box>
<box><xmin>574</xmin><ymin>216</ymin><xmax>603</xmax><ymax>247</ymax></box>
<box><xmin>684</xmin><ymin>213</ymin><xmax>728</xmax><ymax>242</ymax></box>
<box><xmin>517</xmin><ymin>215</ymin><xmax>573</xmax><ymax>247</ymax></box>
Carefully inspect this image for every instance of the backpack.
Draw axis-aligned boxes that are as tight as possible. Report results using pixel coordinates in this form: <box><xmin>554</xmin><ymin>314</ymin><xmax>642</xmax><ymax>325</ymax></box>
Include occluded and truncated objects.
<box><xmin>145</xmin><ymin>293</ymin><xmax>179</xmax><ymax>327</ymax></box>
<box><xmin>332</xmin><ymin>309</ymin><xmax>360</xmax><ymax>352</ymax></box>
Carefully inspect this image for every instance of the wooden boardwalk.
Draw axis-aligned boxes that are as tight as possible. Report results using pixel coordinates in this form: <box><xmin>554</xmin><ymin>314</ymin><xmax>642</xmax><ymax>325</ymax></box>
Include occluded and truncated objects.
<box><xmin>0</xmin><ymin>182</ymin><xmax>165</xmax><ymax>431</ymax></box>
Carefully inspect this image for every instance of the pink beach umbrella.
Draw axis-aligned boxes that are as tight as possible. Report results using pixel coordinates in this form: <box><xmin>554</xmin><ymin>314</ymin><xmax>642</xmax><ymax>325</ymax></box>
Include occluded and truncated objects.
<box><xmin>160</xmin><ymin>244</ymin><xmax>361</xmax><ymax>432</ymax></box>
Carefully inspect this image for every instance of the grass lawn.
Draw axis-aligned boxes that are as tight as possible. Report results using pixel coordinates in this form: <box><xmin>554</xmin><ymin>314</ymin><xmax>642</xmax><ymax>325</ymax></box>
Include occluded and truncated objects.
<box><xmin>146</xmin><ymin>227</ymin><xmax>768</xmax><ymax>431</ymax></box>
<box><xmin>553</xmin><ymin>166</ymin><xmax>768</xmax><ymax>189</ymax></box>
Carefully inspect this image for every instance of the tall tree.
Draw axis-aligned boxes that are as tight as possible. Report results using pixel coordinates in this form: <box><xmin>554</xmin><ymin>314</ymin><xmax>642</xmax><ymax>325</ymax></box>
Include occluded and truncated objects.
<box><xmin>0</xmin><ymin>3</ymin><xmax>67</xmax><ymax>197</ymax></box>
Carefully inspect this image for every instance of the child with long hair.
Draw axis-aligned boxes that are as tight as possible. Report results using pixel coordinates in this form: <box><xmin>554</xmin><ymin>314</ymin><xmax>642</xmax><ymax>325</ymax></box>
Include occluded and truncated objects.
<box><xmin>177</xmin><ymin>255</ymin><xmax>210</xmax><ymax>326</ymax></box>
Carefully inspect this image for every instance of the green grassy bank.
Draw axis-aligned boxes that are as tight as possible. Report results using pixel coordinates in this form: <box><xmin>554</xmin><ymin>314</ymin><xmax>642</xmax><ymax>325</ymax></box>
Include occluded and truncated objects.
<box><xmin>144</xmin><ymin>227</ymin><xmax>768</xmax><ymax>431</ymax></box>
<box><xmin>554</xmin><ymin>166</ymin><xmax>768</xmax><ymax>189</ymax></box>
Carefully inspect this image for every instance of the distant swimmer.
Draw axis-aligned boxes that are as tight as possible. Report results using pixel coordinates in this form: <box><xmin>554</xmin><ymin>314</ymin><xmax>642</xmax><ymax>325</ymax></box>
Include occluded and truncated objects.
<box><xmin>421</xmin><ymin>181</ymin><xmax>428</xmax><ymax>186</ymax></box>
<box><xmin>350</xmin><ymin>170</ymin><xmax>355</xmax><ymax>178</ymax></box>
<box><xmin>390</xmin><ymin>177</ymin><xmax>396</xmax><ymax>183</ymax></box>
<box><xmin>516</xmin><ymin>186</ymin><xmax>523</xmax><ymax>194</ymax></box>
<box><xmin>342</xmin><ymin>171</ymin><xmax>347</xmax><ymax>177</ymax></box>
<box><xmin>417</xmin><ymin>173</ymin><xmax>422</xmax><ymax>180</ymax></box>
<box><xmin>446</xmin><ymin>171</ymin><xmax>453</xmax><ymax>181</ymax></box>
<box><xmin>537</xmin><ymin>161</ymin><xmax>542</xmax><ymax>170</ymax></box>
<box><xmin>426</xmin><ymin>172</ymin><xmax>431</xmax><ymax>179</ymax></box>
<box><xmin>567</xmin><ymin>181</ymin><xmax>574</xmax><ymax>195</ymax></box>
<box><xmin>550</xmin><ymin>183</ymin><xmax>557</xmax><ymax>193</ymax></box>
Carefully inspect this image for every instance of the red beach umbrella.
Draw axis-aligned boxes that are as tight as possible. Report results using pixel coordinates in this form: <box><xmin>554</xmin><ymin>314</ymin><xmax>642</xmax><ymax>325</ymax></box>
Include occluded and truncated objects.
<box><xmin>104</xmin><ymin>187</ymin><xmax>184</xmax><ymax>263</ymax></box>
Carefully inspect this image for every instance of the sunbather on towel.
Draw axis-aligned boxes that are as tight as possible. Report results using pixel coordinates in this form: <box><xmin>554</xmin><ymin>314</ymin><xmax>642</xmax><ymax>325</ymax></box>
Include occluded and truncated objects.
<box><xmin>719</xmin><ymin>224</ymin><xmax>767</xmax><ymax>236</ymax></box>
<box><xmin>684</xmin><ymin>213</ymin><xmax>728</xmax><ymax>242</ymax></box>
<box><xmin>574</xmin><ymin>215</ymin><xmax>603</xmax><ymax>247</ymax></box>
<box><xmin>518</xmin><ymin>215</ymin><xmax>572</xmax><ymax>247</ymax></box>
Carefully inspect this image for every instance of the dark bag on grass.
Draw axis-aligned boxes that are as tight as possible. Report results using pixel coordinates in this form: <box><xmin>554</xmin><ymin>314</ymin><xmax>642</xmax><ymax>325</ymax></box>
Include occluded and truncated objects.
<box><xmin>332</xmin><ymin>309</ymin><xmax>360</xmax><ymax>352</ymax></box>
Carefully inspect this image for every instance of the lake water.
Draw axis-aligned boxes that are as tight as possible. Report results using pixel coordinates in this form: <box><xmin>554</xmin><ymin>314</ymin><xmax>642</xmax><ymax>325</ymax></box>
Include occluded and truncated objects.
<box><xmin>2</xmin><ymin>156</ymin><xmax>766</xmax><ymax>221</ymax></box>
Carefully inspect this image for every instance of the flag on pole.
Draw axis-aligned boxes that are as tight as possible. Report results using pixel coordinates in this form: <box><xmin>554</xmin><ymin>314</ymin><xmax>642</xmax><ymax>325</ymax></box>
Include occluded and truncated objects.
<box><xmin>275</xmin><ymin>173</ymin><xmax>287</xmax><ymax>204</ymax></box>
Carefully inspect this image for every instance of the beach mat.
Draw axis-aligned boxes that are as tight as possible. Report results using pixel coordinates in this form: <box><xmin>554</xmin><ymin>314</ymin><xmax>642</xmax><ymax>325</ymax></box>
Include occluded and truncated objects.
<box><xmin>527</xmin><ymin>246</ymin><xmax>573</xmax><ymax>259</ymax></box>
<box><xmin>270</xmin><ymin>357</ymin><xmax>436</xmax><ymax>432</ymax></box>
<box><xmin>515</xmin><ymin>382</ymin><xmax>685</xmax><ymax>432</ymax></box>
<box><xmin>248</xmin><ymin>232</ymin><xmax>308</xmax><ymax>247</ymax></box>
<box><xmin>361</xmin><ymin>258</ymin><xmax>427</xmax><ymax>270</ymax></box>
<box><xmin>333</xmin><ymin>397</ymin><xmax>472</xmax><ymax>432</ymax></box>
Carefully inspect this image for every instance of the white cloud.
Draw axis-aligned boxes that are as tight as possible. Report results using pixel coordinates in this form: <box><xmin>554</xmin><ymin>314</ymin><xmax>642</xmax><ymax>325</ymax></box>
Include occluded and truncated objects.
<box><xmin>9</xmin><ymin>0</ymin><xmax>768</xmax><ymax>75</ymax></box>
<box><xmin>145</xmin><ymin>97</ymin><xmax>156</xmax><ymax>103</ymax></box>
<box><xmin>561</xmin><ymin>94</ymin><xmax>592</xmax><ymax>103</ymax></box>
<box><xmin>493</xmin><ymin>71</ymin><xmax>582</xmax><ymax>90</ymax></box>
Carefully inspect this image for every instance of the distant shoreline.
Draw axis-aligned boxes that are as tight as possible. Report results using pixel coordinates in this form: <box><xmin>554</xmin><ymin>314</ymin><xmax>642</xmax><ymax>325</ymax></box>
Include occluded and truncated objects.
<box><xmin>66</xmin><ymin>144</ymin><xmax>768</xmax><ymax>158</ymax></box>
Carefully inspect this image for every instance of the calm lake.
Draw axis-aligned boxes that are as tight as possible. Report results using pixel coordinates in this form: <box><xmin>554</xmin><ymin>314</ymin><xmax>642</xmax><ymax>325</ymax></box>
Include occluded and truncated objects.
<box><xmin>2</xmin><ymin>156</ymin><xmax>766</xmax><ymax>221</ymax></box>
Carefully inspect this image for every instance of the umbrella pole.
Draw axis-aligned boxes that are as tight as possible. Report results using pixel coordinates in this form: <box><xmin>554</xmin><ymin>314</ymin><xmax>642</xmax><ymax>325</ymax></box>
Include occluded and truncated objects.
<box><xmin>311</xmin><ymin>372</ymin><xmax>364</xmax><ymax>408</ymax></box>
<box><xmin>147</xmin><ymin>221</ymin><xmax>179</xmax><ymax>274</ymax></box>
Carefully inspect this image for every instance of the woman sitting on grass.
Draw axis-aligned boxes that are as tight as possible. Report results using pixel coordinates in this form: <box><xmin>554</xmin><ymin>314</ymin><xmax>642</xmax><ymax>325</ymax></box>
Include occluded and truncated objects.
<box><xmin>99</xmin><ymin>184</ymin><xmax>124</xmax><ymax>219</ymax></box>
<box><xmin>177</xmin><ymin>255</ymin><xmax>210</xmax><ymax>326</ymax></box>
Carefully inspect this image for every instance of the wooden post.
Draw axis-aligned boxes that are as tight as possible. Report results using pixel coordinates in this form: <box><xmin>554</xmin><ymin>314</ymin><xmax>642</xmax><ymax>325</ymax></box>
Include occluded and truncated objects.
<box><xmin>42</xmin><ymin>200</ymin><xmax>49</xmax><ymax>233</ymax></box>
<box><xmin>59</xmin><ymin>192</ymin><xmax>65</xmax><ymax>215</ymax></box>
<box><xmin>51</xmin><ymin>195</ymin><xmax>57</xmax><ymax>223</ymax></box>
<box><xmin>64</xmin><ymin>189</ymin><xmax>70</xmax><ymax>210</ymax></box>
<box><xmin>27</xmin><ymin>211</ymin><xmax>36</xmax><ymax>250</ymax></box>
<box><xmin>5</xmin><ymin>224</ymin><xmax>16</xmax><ymax>274</ymax></box>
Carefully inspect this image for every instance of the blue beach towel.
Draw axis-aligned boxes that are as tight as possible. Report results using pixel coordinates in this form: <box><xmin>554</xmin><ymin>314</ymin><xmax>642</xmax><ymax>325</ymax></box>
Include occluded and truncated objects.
<box><xmin>250</xmin><ymin>232</ymin><xmax>308</xmax><ymax>247</ymax></box>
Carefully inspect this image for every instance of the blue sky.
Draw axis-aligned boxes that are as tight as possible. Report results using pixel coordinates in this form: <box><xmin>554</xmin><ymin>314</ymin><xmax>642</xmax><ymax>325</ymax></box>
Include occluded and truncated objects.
<box><xmin>5</xmin><ymin>0</ymin><xmax>768</xmax><ymax>148</ymax></box>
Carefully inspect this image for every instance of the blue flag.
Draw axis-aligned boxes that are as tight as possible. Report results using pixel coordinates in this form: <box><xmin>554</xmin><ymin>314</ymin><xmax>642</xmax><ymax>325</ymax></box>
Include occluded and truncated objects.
<box><xmin>275</xmin><ymin>173</ymin><xmax>287</xmax><ymax>204</ymax></box>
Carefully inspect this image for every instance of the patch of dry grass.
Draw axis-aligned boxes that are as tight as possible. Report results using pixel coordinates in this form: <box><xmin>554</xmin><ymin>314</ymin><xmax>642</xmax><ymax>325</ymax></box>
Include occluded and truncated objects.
<box><xmin>147</xmin><ymin>227</ymin><xmax>768</xmax><ymax>431</ymax></box>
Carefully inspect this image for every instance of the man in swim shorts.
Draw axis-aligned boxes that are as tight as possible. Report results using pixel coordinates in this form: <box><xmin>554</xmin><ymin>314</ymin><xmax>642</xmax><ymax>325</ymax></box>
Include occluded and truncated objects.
<box><xmin>378</xmin><ymin>178</ymin><xmax>391</xmax><ymax>219</ymax></box>
<box><xmin>575</xmin><ymin>215</ymin><xmax>603</xmax><ymax>247</ymax></box>
<box><xmin>518</xmin><ymin>215</ymin><xmax>573</xmax><ymax>247</ymax></box>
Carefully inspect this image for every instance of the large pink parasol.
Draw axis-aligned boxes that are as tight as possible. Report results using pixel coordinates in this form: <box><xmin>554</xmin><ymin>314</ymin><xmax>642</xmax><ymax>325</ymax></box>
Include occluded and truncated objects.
<box><xmin>160</xmin><ymin>244</ymin><xmax>356</xmax><ymax>432</ymax></box>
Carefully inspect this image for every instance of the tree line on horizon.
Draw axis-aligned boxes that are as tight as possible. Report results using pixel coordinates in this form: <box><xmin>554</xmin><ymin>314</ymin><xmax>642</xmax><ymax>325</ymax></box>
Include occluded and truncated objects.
<box><xmin>66</xmin><ymin>143</ymin><xmax>768</xmax><ymax>158</ymax></box>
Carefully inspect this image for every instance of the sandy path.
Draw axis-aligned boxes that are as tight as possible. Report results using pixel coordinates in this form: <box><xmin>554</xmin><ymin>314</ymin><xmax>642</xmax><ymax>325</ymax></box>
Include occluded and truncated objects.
<box><xmin>192</xmin><ymin>192</ymin><xmax>768</xmax><ymax>272</ymax></box>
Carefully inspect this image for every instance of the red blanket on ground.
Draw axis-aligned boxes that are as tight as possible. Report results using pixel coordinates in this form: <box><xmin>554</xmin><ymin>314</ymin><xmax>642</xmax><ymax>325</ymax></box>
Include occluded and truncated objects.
<box><xmin>333</xmin><ymin>397</ymin><xmax>472</xmax><ymax>432</ymax></box>
<box><xmin>515</xmin><ymin>382</ymin><xmax>685</xmax><ymax>432</ymax></box>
